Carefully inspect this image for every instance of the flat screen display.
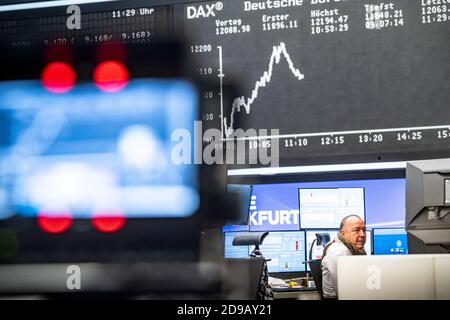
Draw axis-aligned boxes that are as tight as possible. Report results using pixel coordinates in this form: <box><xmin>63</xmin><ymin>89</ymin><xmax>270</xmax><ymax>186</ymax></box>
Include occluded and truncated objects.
<box><xmin>299</xmin><ymin>188</ymin><xmax>365</xmax><ymax>229</ymax></box>
<box><xmin>373</xmin><ymin>228</ymin><xmax>408</xmax><ymax>255</ymax></box>
<box><xmin>250</xmin><ymin>231</ymin><xmax>306</xmax><ymax>273</ymax></box>
<box><xmin>223</xmin><ymin>231</ymin><xmax>249</xmax><ymax>259</ymax></box>
<box><xmin>0</xmin><ymin>79</ymin><xmax>199</xmax><ymax>220</ymax></box>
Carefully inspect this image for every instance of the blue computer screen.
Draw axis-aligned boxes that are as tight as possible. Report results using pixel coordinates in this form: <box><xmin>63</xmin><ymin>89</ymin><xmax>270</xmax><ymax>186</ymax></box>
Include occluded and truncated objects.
<box><xmin>224</xmin><ymin>231</ymin><xmax>249</xmax><ymax>259</ymax></box>
<box><xmin>373</xmin><ymin>228</ymin><xmax>408</xmax><ymax>255</ymax></box>
<box><xmin>251</xmin><ymin>231</ymin><xmax>306</xmax><ymax>273</ymax></box>
<box><xmin>0</xmin><ymin>79</ymin><xmax>199</xmax><ymax>220</ymax></box>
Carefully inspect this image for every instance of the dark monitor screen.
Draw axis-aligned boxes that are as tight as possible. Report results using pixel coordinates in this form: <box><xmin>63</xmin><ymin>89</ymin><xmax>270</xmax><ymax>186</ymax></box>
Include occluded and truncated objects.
<box><xmin>373</xmin><ymin>228</ymin><xmax>408</xmax><ymax>255</ymax></box>
<box><xmin>182</xmin><ymin>0</ymin><xmax>450</xmax><ymax>170</ymax></box>
<box><xmin>226</xmin><ymin>184</ymin><xmax>252</xmax><ymax>225</ymax></box>
<box><xmin>1</xmin><ymin>0</ymin><xmax>450</xmax><ymax>172</ymax></box>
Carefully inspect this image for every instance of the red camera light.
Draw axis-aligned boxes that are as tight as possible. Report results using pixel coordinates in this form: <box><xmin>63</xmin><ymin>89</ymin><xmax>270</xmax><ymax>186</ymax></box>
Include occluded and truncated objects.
<box><xmin>91</xmin><ymin>214</ymin><xmax>126</xmax><ymax>233</ymax></box>
<box><xmin>37</xmin><ymin>213</ymin><xmax>73</xmax><ymax>234</ymax></box>
<box><xmin>93</xmin><ymin>61</ymin><xmax>129</xmax><ymax>92</ymax></box>
<box><xmin>41</xmin><ymin>62</ymin><xmax>76</xmax><ymax>94</ymax></box>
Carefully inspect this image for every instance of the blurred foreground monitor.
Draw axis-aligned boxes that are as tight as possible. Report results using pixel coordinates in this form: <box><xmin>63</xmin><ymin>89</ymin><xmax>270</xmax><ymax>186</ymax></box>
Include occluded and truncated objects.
<box><xmin>0</xmin><ymin>78</ymin><xmax>199</xmax><ymax>220</ymax></box>
<box><xmin>0</xmin><ymin>43</ymin><xmax>252</xmax><ymax>299</ymax></box>
<box><xmin>0</xmin><ymin>43</ymin><xmax>209</xmax><ymax>264</ymax></box>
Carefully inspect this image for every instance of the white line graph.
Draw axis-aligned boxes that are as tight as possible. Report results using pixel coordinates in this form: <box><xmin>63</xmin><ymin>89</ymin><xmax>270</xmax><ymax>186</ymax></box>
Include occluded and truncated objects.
<box><xmin>222</xmin><ymin>42</ymin><xmax>305</xmax><ymax>138</ymax></box>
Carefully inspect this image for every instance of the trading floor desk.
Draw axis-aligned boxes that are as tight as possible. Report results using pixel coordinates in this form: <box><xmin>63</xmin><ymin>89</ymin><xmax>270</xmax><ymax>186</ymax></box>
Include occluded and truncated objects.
<box><xmin>273</xmin><ymin>287</ymin><xmax>320</xmax><ymax>300</ymax></box>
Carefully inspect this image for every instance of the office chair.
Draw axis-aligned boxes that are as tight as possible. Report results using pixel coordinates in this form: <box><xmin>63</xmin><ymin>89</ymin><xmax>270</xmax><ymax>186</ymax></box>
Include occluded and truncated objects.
<box><xmin>307</xmin><ymin>233</ymin><xmax>331</xmax><ymax>299</ymax></box>
<box><xmin>223</xmin><ymin>257</ymin><xmax>265</xmax><ymax>299</ymax></box>
<box><xmin>307</xmin><ymin>259</ymin><xmax>323</xmax><ymax>299</ymax></box>
<box><xmin>232</xmin><ymin>232</ymin><xmax>273</xmax><ymax>300</ymax></box>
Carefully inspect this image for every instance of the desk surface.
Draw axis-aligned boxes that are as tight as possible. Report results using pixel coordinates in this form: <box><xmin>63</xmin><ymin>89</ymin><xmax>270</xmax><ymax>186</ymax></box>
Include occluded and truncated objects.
<box><xmin>273</xmin><ymin>286</ymin><xmax>317</xmax><ymax>293</ymax></box>
<box><xmin>273</xmin><ymin>287</ymin><xmax>320</xmax><ymax>300</ymax></box>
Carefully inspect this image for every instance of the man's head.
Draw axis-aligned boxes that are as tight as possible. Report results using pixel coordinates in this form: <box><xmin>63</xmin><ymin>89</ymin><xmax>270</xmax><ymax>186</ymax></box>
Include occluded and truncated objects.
<box><xmin>339</xmin><ymin>215</ymin><xmax>366</xmax><ymax>250</ymax></box>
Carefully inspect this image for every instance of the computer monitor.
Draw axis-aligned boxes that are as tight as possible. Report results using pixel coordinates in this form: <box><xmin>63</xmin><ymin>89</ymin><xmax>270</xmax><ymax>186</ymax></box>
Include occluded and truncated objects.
<box><xmin>306</xmin><ymin>229</ymin><xmax>339</xmax><ymax>261</ymax></box>
<box><xmin>373</xmin><ymin>228</ymin><xmax>408</xmax><ymax>255</ymax></box>
<box><xmin>337</xmin><ymin>255</ymin><xmax>450</xmax><ymax>300</ymax></box>
<box><xmin>223</xmin><ymin>231</ymin><xmax>249</xmax><ymax>259</ymax></box>
<box><xmin>0</xmin><ymin>78</ymin><xmax>199</xmax><ymax>220</ymax></box>
<box><xmin>406</xmin><ymin>158</ymin><xmax>450</xmax><ymax>253</ymax></box>
<box><xmin>305</xmin><ymin>229</ymin><xmax>372</xmax><ymax>270</ymax></box>
<box><xmin>250</xmin><ymin>231</ymin><xmax>306</xmax><ymax>273</ymax></box>
<box><xmin>226</xmin><ymin>184</ymin><xmax>252</xmax><ymax>225</ymax></box>
<box><xmin>299</xmin><ymin>188</ymin><xmax>365</xmax><ymax>229</ymax></box>
<box><xmin>365</xmin><ymin>230</ymin><xmax>372</xmax><ymax>255</ymax></box>
<box><xmin>0</xmin><ymin>43</ymin><xmax>221</xmax><ymax>263</ymax></box>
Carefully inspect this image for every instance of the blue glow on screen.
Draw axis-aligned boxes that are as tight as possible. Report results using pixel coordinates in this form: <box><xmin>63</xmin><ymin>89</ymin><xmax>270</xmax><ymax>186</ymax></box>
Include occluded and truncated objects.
<box><xmin>373</xmin><ymin>228</ymin><xmax>408</xmax><ymax>255</ymax></box>
<box><xmin>222</xmin><ymin>225</ymin><xmax>248</xmax><ymax>233</ymax></box>
<box><xmin>224</xmin><ymin>231</ymin><xmax>249</xmax><ymax>259</ymax></box>
<box><xmin>0</xmin><ymin>79</ymin><xmax>199</xmax><ymax>219</ymax></box>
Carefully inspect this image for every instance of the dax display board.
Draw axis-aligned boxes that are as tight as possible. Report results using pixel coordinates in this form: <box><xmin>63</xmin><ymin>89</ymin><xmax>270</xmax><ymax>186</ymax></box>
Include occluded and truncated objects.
<box><xmin>1</xmin><ymin>0</ymin><xmax>450</xmax><ymax>168</ymax></box>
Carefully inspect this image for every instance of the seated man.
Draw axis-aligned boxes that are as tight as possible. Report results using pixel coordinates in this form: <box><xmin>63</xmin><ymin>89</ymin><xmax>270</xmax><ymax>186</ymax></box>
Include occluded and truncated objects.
<box><xmin>321</xmin><ymin>215</ymin><xmax>367</xmax><ymax>299</ymax></box>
